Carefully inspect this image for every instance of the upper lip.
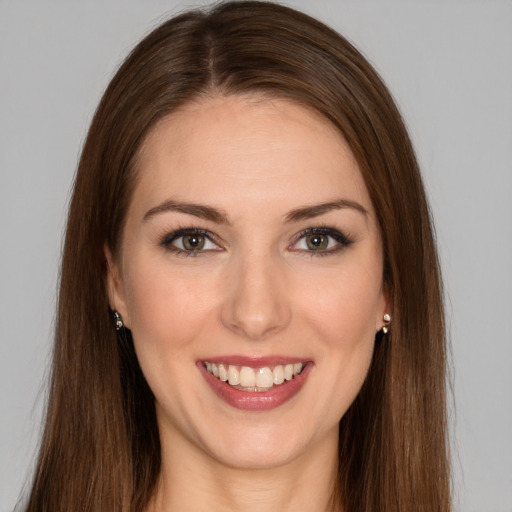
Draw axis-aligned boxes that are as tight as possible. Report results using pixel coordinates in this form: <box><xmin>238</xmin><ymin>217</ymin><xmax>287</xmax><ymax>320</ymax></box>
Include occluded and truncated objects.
<box><xmin>198</xmin><ymin>355</ymin><xmax>311</xmax><ymax>367</ymax></box>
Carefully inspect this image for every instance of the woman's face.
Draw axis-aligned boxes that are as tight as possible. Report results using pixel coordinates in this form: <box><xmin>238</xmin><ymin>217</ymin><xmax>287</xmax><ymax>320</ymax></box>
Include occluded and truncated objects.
<box><xmin>108</xmin><ymin>95</ymin><xmax>388</xmax><ymax>469</ymax></box>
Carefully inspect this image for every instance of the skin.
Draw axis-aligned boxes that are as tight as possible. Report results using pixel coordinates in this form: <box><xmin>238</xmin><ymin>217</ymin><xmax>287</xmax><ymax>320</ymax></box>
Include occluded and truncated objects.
<box><xmin>107</xmin><ymin>94</ymin><xmax>389</xmax><ymax>512</ymax></box>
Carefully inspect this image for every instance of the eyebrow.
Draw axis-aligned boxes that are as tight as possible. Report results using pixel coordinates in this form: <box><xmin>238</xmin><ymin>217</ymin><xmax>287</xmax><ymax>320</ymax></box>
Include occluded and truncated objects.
<box><xmin>143</xmin><ymin>197</ymin><xmax>368</xmax><ymax>225</ymax></box>
<box><xmin>143</xmin><ymin>199</ymin><xmax>231</xmax><ymax>225</ymax></box>
<box><xmin>284</xmin><ymin>199</ymin><xmax>368</xmax><ymax>223</ymax></box>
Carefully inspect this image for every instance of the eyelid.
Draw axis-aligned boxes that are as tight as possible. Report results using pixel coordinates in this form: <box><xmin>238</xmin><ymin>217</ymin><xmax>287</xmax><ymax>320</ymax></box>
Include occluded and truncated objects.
<box><xmin>289</xmin><ymin>226</ymin><xmax>353</xmax><ymax>254</ymax></box>
<box><xmin>158</xmin><ymin>225</ymin><xmax>352</xmax><ymax>257</ymax></box>
<box><xmin>160</xmin><ymin>227</ymin><xmax>224</xmax><ymax>255</ymax></box>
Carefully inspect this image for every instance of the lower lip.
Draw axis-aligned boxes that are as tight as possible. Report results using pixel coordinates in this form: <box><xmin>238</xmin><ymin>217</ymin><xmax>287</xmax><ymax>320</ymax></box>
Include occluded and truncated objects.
<box><xmin>198</xmin><ymin>362</ymin><xmax>312</xmax><ymax>411</ymax></box>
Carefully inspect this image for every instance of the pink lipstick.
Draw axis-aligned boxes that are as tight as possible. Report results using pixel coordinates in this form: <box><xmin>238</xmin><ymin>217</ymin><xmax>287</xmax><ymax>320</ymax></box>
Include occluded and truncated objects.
<box><xmin>197</xmin><ymin>356</ymin><xmax>312</xmax><ymax>411</ymax></box>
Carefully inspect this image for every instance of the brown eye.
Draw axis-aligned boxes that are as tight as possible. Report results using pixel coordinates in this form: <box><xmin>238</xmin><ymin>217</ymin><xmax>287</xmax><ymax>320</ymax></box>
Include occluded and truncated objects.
<box><xmin>305</xmin><ymin>234</ymin><xmax>329</xmax><ymax>250</ymax></box>
<box><xmin>182</xmin><ymin>233</ymin><xmax>206</xmax><ymax>250</ymax></box>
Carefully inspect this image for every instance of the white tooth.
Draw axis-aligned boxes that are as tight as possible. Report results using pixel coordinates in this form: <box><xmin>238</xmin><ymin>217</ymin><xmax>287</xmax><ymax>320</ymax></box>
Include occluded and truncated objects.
<box><xmin>256</xmin><ymin>367</ymin><xmax>274</xmax><ymax>388</ymax></box>
<box><xmin>227</xmin><ymin>365</ymin><xmax>240</xmax><ymax>385</ymax></box>
<box><xmin>218</xmin><ymin>364</ymin><xmax>228</xmax><ymax>382</ymax></box>
<box><xmin>212</xmin><ymin>363</ymin><xmax>219</xmax><ymax>378</ymax></box>
<box><xmin>273</xmin><ymin>365</ymin><xmax>285</xmax><ymax>385</ymax></box>
<box><xmin>240</xmin><ymin>366</ymin><xmax>256</xmax><ymax>387</ymax></box>
<box><xmin>205</xmin><ymin>362</ymin><xmax>212</xmax><ymax>373</ymax></box>
<box><xmin>293</xmin><ymin>363</ymin><xmax>303</xmax><ymax>375</ymax></box>
<box><xmin>284</xmin><ymin>364</ymin><xmax>294</xmax><ymax>381</ymax></box>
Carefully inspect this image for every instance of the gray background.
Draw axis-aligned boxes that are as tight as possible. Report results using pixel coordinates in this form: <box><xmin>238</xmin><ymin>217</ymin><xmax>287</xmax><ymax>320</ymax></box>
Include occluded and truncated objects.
<box><xmin>1</xmin><ymin>1</ymin><xmax>511</xmax><ymax>510</ymax></box>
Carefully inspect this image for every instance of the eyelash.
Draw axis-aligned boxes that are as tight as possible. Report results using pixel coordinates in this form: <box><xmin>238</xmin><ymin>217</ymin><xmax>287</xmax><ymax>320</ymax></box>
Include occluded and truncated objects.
<box><xmin>159</xmin><ymin>227</ymin><xmax>222</xmax><ymax>257</ymax></box>
<box><xmin>290</xmin><ymin>226</ymin><xmax>354</xmax><ymax>256</ymax></box>
<box><xmin>159</xmin><ymin>225</ymin><xmax>353</xmax><ymax>257</ymax></box>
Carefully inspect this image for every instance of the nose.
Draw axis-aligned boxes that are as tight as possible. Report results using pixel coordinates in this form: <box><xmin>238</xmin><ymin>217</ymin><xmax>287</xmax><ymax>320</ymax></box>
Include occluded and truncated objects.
<box><xmin>220</xmin><ymin>251</ymin><xmax>291</xmax><ymax>341</ymax></box>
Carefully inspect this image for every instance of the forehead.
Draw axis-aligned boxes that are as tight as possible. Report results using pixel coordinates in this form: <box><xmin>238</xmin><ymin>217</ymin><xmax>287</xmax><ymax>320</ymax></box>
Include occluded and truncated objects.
<box><xmin>132</xmin><ymin>94</ymin><xmax>373</xmax><ymax>219</ymax></box>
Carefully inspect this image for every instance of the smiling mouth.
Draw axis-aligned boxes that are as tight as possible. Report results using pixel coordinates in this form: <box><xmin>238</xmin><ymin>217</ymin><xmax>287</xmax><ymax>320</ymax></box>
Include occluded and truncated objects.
<box><xmin>204</xmin><ymin>361</ymin><xmax>305</xmax><ymax>392</ymax></box>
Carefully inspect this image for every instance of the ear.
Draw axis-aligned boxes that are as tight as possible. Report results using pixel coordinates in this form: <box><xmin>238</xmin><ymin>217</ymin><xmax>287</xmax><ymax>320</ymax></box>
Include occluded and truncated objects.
<box><xmin>104</xmin><ymin>244</ymin><xmax>131</xmax><ymax>329</ymax></box>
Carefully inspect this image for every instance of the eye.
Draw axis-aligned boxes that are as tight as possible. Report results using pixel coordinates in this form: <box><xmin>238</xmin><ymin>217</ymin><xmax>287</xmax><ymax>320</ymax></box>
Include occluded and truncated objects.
<box><xmin>161</xmin><ymin>228</ymin><xmax>221</xmax><ymax>254</ymax></box>
<box><xmin>291</xmin><ymin>227</ymin><xmax>352</xmax><ymax>254</ymax></box>
<box><xmin>302</xmin><ymin>233</ymin><xmax>332</xmax><ymax>251</ymax></box>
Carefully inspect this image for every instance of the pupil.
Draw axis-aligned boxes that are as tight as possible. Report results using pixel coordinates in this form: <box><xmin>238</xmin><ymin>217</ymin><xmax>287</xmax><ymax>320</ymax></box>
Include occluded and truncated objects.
<box><xmin>184</xmin><ymin>234</ymin><xmax>204</xmax><ymax>250</ymax></box>
<box><xmin>307</xmin><ymin>234</ymin><xmax>327</xmax><ymax>250</ymax></box>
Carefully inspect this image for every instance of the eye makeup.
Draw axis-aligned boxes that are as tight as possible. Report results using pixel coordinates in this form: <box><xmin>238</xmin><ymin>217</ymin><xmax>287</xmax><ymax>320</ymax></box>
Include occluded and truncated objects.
<box><xmin>289</xmin><ymin>226</ymin><xmax>354</xmax><ymax>256</ymax></box>
<box><xmin>157</xmin><ymin>224</ymin><xmax>354</xmax><ymax>258</ymax></box>
<box><xmin>159</xmin><ymin>226</ymin><xmax>223</xmax><ymax>257</ymax></box>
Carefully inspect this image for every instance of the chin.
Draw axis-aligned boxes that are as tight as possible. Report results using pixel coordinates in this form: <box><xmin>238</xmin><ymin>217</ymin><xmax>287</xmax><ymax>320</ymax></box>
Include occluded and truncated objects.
<box><xmin>207</xmin><ymin>427</ymin><xmax>310</xmax><ymax>470</ymax></box>
<box><xmin>196</xmin><ymin>413</ymin><xmax>338</xmax><ymax>471</ymax></box>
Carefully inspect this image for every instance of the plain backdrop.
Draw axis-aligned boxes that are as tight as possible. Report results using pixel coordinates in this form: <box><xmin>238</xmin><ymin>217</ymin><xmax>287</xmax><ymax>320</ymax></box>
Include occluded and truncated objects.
<box><xmin>1</xmin><ymin>1</ymin><xmax>511</xmax><ymax>511</ymax></box>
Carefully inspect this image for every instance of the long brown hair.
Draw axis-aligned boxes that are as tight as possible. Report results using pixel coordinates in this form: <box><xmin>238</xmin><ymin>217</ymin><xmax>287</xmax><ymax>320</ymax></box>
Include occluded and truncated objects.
<box><xmin>23</xmin><ymin>2</ymin><xmax>450</xmax><ymax>511</ymax></box>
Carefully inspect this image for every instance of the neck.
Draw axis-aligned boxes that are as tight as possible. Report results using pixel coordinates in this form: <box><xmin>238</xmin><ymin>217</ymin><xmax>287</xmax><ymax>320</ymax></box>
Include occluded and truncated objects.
<box><xmin>148</xmin><ymin>425</ymin><xmax>341</xmax><ymax>512</ymax></box>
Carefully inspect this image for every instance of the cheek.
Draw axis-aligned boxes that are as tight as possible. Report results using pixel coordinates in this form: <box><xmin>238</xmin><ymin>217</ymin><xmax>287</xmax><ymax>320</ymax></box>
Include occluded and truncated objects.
<box><xmin>121</xmin><ymin>253</ymin><xmax>220</xmax><ymax>358</ymax></box>
<box><xmin>295</xmin><ymin>257</ymin><xmax>383</xmax><ymax>343</ymax></box>
<box><xmin>308</xmin><ymin>276</ymin><xmax>379</xmax><ymax>379</ymax></box>
<box><xmin>119</xmin><ymin>255</ymin><xmax>226</xmax><ymax>420</ymax></box>
<box><xmin>292</xmin><ymin>258</ymin><xmax>382</xmax><ymax>413</ymax></box>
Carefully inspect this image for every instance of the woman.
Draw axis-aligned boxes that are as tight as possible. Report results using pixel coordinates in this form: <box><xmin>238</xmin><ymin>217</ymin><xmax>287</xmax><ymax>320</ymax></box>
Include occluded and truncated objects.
<box><xmin>23</xmin><ymin>1</ymin><xmax>450</xmax><ymax>511</ymax></box>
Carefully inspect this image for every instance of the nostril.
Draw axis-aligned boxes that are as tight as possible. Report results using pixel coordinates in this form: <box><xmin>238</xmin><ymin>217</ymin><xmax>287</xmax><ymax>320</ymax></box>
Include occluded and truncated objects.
<box><xmin>220</xmin><ymin>295</ymin><xmax>291</xmax><ymax>340</ymax></box>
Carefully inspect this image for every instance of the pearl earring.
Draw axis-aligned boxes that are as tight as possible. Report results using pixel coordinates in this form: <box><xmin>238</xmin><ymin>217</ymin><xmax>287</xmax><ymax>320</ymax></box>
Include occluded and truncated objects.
<box><xmin>382</xmin><ymin>313</ymin><xmax>391</xmax><ymax>334</ymax></box>
<box><xmin>113</xmin><ymin>310</ymin><xmax>124</xmax><ymax>331</ymax></box>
